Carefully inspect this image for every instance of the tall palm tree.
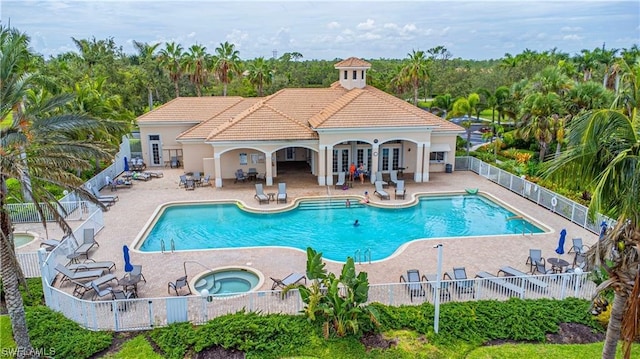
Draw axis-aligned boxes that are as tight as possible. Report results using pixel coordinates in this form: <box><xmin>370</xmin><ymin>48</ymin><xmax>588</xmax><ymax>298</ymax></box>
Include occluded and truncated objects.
<box><xmin>184</xmin><ymin>44</ymin><xmax>209</xmax><ymax>97</ymax></box>
<box><xmin>159</xmin><ymin>42</ymin><xmax>185</xmax><ymax>98</ymax></box>
<box><xmin>543</xmin><ymin>62</ymin><xmax>640</xmax><ymax>359</ymax></box>
<box><xmin>402</xmin><ymin>49</ymin><xmax>429</xmax><ymax>105</ymax></box>
<box><xmin>132</xmin><ymin>40</ymin><xmax>161</xmax><ymax>109</ymax></box>
<box><xmin>516</xmin><ymin>91</ymin><xmax>564</xmax><ymax>162</ymax></box>
<box><xmin>246</xmin><ymin>57</ymin><xmax>273</xmax><ymax>97</ymax></box>
<box><xmin>450</xmin><ymin>93</ymin><xmax>480</xmax><ymax>156</ymax></box>
<box><xmin>213</xmin><ymin>41</ymin><xmax>241</xmax><ymax>96</ymax></box>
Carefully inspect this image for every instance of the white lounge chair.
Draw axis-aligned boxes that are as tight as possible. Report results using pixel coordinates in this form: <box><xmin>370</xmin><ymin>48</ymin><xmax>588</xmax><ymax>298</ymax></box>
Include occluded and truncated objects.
<box><xmin>395</xmin><ymin>180</ymin><xmax>406</xmax><ymax>199</ymax></box>
<box><xmin>389</xmin><ymin>170</ymin><xmax>399</xmax><ymax>187</ymax></box>
<box><xmin>375</xmin><ymin>172</ymin><xmax>389</xmax><ymax>188</ymax></box>
<box><xmin>254</xmin><ymin>183</ymin><xmax>269</xmax><ymax>204</ymax></box>
<box><xmin>374</xmin><ymin>181</ymin><xmax>389</xmax><ymax>200</ymax></box>
<box><xmin>334</xmin><ymin>172</ymin><xmax>346</xmax><ymax>189</ymax></box>
<box><xmin>277</xmin><ymin>183</ymin><xmax>287</xmax><ymax>203</ymax></box>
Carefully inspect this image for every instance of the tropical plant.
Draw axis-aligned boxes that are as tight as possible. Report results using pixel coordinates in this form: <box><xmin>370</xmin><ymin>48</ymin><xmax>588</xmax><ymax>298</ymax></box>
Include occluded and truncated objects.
<box><xmin>132</xmin><ymin>40</ymin><xmax>162</xmax><ymax>109</ymax></box>
<box><xmin>450</xmin><ymin>93</ymin><xmax>480</xmax><ymax>156</ymax></box>
<box><xmin>246</xmin><ymin>57</ymin><xmax>273</xmax><ymax>97</ymax></box>
<box><xmin>401</xmin><ymin>49</ymin><xmax>429</xmax><ymax>105</ymax></box>
<box><xmin>184</xmin><ymin>44</ymin><xmax>210</xmax><ymax>97</ymax></box>
<box><xmin>159</xmin><ymin>42</ymin><xmax>185</xmax><ymax>98</ymax></box>
<box><xmin>213</xmin><ymin>41</ymin><xmax>241</xmax><ymax>96</ymax></box>
<box><xmin>286</xmin><ymin>247</ymin><xmax>379</xmax><ymax>338</ymax></box>
<box><xmin>542</xmin><ymin>62</ymin><xmax>640</xmax><ymax>359</ymax></box>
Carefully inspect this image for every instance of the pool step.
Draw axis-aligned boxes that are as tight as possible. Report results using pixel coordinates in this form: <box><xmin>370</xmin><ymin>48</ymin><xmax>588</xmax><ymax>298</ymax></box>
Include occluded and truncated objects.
<box><xmin>298</xmin><ymin>200</ymin><xmax>364</xmax><ymax>210</ymax></box>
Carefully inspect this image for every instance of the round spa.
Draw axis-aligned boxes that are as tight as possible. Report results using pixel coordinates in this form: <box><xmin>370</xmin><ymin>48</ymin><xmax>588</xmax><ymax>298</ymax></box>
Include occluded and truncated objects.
<box><xmin>192</xmin><ymin>267</ymin><xmax>263</xmax><ymax>297</ymax></box>
<box><xmin>13</xmin><ymin>231</ymin><xmax>37</xmax><ymax>248</ymax></box>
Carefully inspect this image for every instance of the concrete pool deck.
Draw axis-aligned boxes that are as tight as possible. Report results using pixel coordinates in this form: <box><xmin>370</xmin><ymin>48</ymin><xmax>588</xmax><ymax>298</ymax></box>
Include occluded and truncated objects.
<box><xmin>16</xmin><ymin>169</ymin><xmax>598</xmax><ymax>299</ymax></box>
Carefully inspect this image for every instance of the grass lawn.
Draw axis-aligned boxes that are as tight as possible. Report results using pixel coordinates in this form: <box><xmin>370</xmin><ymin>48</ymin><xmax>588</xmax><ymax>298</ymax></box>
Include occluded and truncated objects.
<box><xmin>0</xmin><ymin>315</ymin><xmax>17</xmax><ymax>358</ymax></box>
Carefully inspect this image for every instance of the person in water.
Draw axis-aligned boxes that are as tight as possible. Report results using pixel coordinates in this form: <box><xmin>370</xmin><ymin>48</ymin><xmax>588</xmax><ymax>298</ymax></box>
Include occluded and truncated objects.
<box><xmin>353</xmin><ymin>219</ymin><xmax>360</xmax><ymax>226</ymax></box>
<box><xmin>360</xmin><ymin>191</ymin><xmax>370</xmax><ymax>204</ymax></box>
<box><xmin>345</xmin><ymin>199</ymin><xmax>351</xmax><ymax>207</ymax></box>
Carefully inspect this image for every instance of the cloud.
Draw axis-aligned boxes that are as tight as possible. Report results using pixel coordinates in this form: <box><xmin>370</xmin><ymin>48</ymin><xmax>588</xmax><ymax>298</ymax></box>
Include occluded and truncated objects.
<box><xmin>357</xmin><ymin>19</ymin><xmax>375</xmax><ymax>30</ymax></box>
<box><xmin>327</xmin><ymin>21</ymin><xmax>340</xmax><ymax>30</ymax></box>
<box><xmin>563</xmin><ymin>34</ymin><xmax>583</xmax><ymax>41</ymax></box>
<box><xmin>187</xmin><ymin>32</ymin><xmax>196</xmax><ymax>39</ymax></box>
<box><xmin>560</xmin><ymin>26</ymin><xmax>582</xmax><ymax>32</ymax></box>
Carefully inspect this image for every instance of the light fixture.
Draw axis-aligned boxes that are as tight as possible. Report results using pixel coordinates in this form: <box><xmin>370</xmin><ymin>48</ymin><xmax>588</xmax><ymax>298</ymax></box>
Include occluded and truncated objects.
<box><xmin>373</xmin><ymin>139</ymin><xmax>378</xmax><ymax>144</ymax></box>
<box><xmin>373</xmin><ymin>152</ymin><xmax>378</xmax><ymax>157</ymax></box>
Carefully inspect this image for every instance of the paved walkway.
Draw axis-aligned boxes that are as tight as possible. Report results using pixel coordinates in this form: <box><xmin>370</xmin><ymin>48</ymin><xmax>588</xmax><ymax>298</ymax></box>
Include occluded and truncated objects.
<box><xmin>16</xmin><ymin>169</ymin><xmax>597</xmax><ymax>299</ymax></box>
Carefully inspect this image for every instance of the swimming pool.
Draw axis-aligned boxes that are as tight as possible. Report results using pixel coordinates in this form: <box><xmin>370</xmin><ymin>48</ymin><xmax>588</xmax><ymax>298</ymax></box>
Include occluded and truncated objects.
<box><xmin>137</xmin><ymin>194</ymin><xmax>544</xmax><ymax>261</ymax></box>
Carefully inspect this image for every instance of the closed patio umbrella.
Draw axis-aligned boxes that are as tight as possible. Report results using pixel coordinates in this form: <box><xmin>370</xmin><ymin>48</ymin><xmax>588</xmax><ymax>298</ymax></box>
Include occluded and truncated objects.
<box><xmin>124</xmin><ymin>156</ymin><xmax>129</xmax><ymax>172</ymax></box>
<box><xmin>555</xmin><ymin>229</ymin><xmax>567</xmax><ymax>255</ymax></box>
<box><xmin>123</xmin><ymin>245</ymin><xmax>133</xmax><ymax>272</ymax></box>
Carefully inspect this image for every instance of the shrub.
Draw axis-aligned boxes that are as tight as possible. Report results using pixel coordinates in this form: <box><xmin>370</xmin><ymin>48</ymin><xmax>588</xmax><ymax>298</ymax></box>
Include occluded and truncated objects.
<box><xmin>149</xmin><ymin>322</ymin><xmax>197</xmax><ymax>359</ymax></box>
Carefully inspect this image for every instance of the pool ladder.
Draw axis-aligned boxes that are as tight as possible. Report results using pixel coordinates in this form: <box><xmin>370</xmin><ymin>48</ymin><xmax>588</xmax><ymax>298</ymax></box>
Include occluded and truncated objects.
<box><xmin>354</xmin><ymin>248</ymin><xmax>371</xmax><ymax>264</ymax></box>
<box><xmin>160</xmin><ymin>238</ymin><xmax>176</xmax><ymax>253</ymax></box>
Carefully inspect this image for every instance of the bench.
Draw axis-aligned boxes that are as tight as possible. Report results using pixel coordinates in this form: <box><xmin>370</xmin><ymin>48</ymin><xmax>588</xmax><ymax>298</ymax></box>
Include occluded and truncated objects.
<box><xmin>475</xmin><ymin>271</ymin><xmax>524</xmax><ymax>298</ymax></box>
<box><xmin>498</xmin><ymin>266</ymin><xmax>548</xmax><ymax>291</ymax></box>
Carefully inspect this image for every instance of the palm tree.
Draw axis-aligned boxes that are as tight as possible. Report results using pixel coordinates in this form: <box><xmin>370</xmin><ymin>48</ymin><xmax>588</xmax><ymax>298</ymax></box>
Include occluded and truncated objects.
<box><xmin>132</xmin><ymin>40</ymin><xmax>161</xmax><ymax>109</ymax></box>
<box><xmin>450</xmin><ymin>93</ymin><xmax>480</xmax><ymax>156</ymax></box>
<box><xmin>402</xmin><ymin>49</ymin><xmax>429</xmax><ymax>105</ymax></box>
<box><xmin>213</xmin><ymin>41</ymin><xmax>241</xmax><ymax>96</ymax></box>
<box><xmin>159</xmin><ymin>42</ymin><xmax>185</xmax><ymax>98</ymax></box>
<box><xmin>1</xmin><ymin>25</ymin><xmax>121</xmax><ymax>358</ymax></box>
<box><xmin>184</xmin><ymin>44</ymin><xmax>210</xmax><ymax>97</ymax></box>
<box><xmin>543</xmin><ymin>61</ymin><xmax>640</xmax><ymax>359</ymax></box>
<box><xmin>431</xmin><ymin>93</ymin><xmax>454</xmax><ymax>118</ymax></box>
<box><xmin>516</xmin><ymin>91</ymin><xmax>564</xmax><ymax>162</ymax></box>
<box><xmin>246</xmin><ymin>57</ymin><xmax>273</xmax><ymax>97</ymax></box>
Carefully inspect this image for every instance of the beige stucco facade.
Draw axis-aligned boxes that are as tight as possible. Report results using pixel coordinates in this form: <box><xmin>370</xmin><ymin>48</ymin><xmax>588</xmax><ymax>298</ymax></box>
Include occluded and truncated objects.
<box><xmin>137</xmin><ymin>58</ymin><xmax>465</xmax><ymax>188</ymax></box>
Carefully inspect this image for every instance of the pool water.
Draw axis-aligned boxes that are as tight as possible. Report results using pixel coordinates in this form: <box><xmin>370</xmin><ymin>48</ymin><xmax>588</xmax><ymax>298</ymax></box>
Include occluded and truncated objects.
<box><xmin>194</xmin><ymin>269</ymin><xmax>260</xmax><ymax>295</ymax></box>
<box><xmin>139</xmin><ymin>195</ymin><xmax>544</xmax><ymax>261</ymax></box>
<box><xmin>13</xmin><ymin>233</ymin><xmax>36</xmax><ymax>247</ymax></box>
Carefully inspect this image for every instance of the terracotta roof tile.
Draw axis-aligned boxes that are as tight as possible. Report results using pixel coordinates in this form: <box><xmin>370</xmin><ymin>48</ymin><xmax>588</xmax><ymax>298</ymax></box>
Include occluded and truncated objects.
<box><xmin>262</xmin><ymin>88</ymin><xmax>346</xmax><ymax>124</ymax></box>
<box><xmin>208</xmin><ymin>103</ymin><xmax>317</xmax><ymax>141</ymax></box>
<box><xmin>178</xmin><ymin>98</ymin><xmax>261</xmax><ymax>140</ymax></box>
<box><xmin>334</xmin><ymin>57</ymin><xmax>372</xmax><ymax>68</ymax></box>
<box><xmin>137</xmin><ymin>97</ymin><xmax>244</xmax><ymax>123</ymax></box>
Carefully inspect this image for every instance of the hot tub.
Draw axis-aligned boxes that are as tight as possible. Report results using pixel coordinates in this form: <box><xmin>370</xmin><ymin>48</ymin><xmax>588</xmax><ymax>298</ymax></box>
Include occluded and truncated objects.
<box><xmin>192</xmin><ymin>266</ymin><xmax>263</xmax><ymax>297</ymax></box>
<box><xmin>12</xmin><ymin>231</ymin><xmax>37</xmax><ymax>248</ymax></box>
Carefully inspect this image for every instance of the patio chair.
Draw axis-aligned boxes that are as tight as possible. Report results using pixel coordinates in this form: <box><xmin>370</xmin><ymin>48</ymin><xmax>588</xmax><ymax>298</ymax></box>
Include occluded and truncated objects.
<box><xmin>70</xmin><ymin>273</ymin><xmax>117</xmax><ymax>298</ymax></box>
<box><xmin>91</xmin><ymin>281</ymin><xmax>113</xmax><ymax>300</ymax></box>
<box><xmin>277</xmin><ymin>183</ymin><xmax>287</xmax><ymax>203</ymax></box>
<box><xmin>55</xmin><ymin>263</ymin><xmax>104</xmax><ymax>285</ymax></box>
<box><xmin>375</xmin><ymin>172</ymin><xmax>389</xmax><ymax>188</ymax></box>
<box><xmin>399</xmin><ymin>269</ymin><xmax>426</xmax><ymax>302</ymax></box>
<box><xmin>567</xmin><ymin>252</ymin><xmax>587</xmax><ymax>273</ymax></box>
<box><xmin>178</xmin><ymin>175</ymin><xmax>187</xmax><ymax>188</ymax></box>
<box><xmin>192</xmin><ymin>172</ymin><xmax>201</xmax><ymax>185</ymax></box>
<box><xmin>234</xmin><ymin>169</ymin><xmax>247</xmax><ymax>183</ymax></box>
<box><xmin>170</xmin><ymin>156</ymin><xmax>180</xmax><ymax>168</ymax></box>
<box><xmin>129</xmin><ymin>264</ymin><xmax>147</xmax><ymax>283</ymax></box>
<box><xmin>424</xmin><ymin>273</ymin><xmax>451</xmax><ymax>301</ymax></box>
<box><xmin>334</xmin><ymin>172</ymin><xmax>346</xmax><ymax>189</ymax></box>
<box><xmin>569</xmin><ymin>238</ymin><xmax>589</xmax><ymax>254</ymax></box>
<box><xmin>389</xmin><ymin>170</ymin><xmax>399</xmax><ymax>187</ymax></box>
<box><xmin>254</xmin><ymin>183</ymin><xmax>269</xmax><ymax>204</ymax></box>
<box><xmin>40</xmin><ymin>239</ymin><xmax>62</xmax><ymax>251</ymax></box>
<box><xmin>185</xmin><ymin>179</ymin><xmax>195</xmax><ymax>191</ymax></box>
<box><xmin>525</xmin><ymin>249</ymin><xmax>546</xmax><ymax>273</ymax></box>
<box><xmin>443</xmin><ymin>267</ymin><xmax>475</xmax><ymax>297</ymax></box>
<box><xmin>532</xmin><ymin>259</ymin><xmax>553</xmax><ymax>275</ymax></box>
<box><xmin>270</xmin><ymin>273</ymin><xmax>307</xmax><ymax>290</ymax></box>
<box><xmin>90</xmin><ymin>185</ymin><xmax>118</xmax><ymax>204</ymax></box>
<box><xmin>374</xmin><ymin>181</ymin><xmax>390</xmax><ymax>200</ymax></box>
<box><xmin>168</xmin><ymin>276</ymin><xmax>192</xmax><ymax>296</ymax></box>
<box><xmin>74</xmin><ymin>228</ymin><xmax>99</xmax><ymax>258</ymax></box>
<box><xmin>200</xmin><ymin>174</ymin><xmax>211</xmax><ymax>187</ymax></box>
<box><xmin>395</xmin><ymin>180</ymin><xmax>406</xmax><ymax>200</ymax></box>
<box><xmin>256</xmin><ymin>173</ymin><xmax>266</xmax><ymax>182</ymax></box>
<box><xmin>67</xmin><ymin>260</ymin><xmax>116</xmax><ymax>273</ymax></box>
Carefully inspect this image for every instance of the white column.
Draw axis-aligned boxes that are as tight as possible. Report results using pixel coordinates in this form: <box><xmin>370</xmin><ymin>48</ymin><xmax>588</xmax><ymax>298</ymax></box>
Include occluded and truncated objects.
<box><xmin>214</xmin><ymin>154</ymin><xmax>223</xmax><ymax>187</ymax></box>
<box><xmin>414</xmin><ymin>142</ymin><xmax>424</xmax><ymax>183</ymax></box>
<box><xmin>325</xmin><ymin>145</ymin><xmax>334</xmax><ymax>186</ymax></box>
<box><xmin>318</xmin><ymin>146</ymin><xmax>326</xmax><ymax>186</ymax></box>
<box><xmin>265</xmin><ymin>151</ymin><xmax>273</xmax><ymax>186</ymax></box>
<box><xmin>423</xmin><ymin>143</ymin><xmax>430</xmax><ymax>182</ymax></box>
<box><xmin>370</xmin><ymin>144</ymin><xmax>379</xmax><ymax>183</ymax></box>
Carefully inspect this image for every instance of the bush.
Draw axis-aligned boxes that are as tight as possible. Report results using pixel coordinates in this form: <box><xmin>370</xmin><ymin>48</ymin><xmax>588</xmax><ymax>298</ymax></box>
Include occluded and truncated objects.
<box><xmin>0</xmin><ymin>277</ymin><xmax>45</xmax><ymax>307</ymax></box>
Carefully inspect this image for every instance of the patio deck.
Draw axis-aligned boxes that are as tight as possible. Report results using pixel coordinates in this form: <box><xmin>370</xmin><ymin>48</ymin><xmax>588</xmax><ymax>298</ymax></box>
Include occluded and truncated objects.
<box><xmin>16</xmin><ymin>169</ymin><xmax>597</xmax><ymax>299</ymax></box>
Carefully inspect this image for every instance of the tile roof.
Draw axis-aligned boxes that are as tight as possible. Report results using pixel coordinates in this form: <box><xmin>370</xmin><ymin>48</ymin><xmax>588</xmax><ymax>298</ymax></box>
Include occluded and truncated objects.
<box><xmin>334</xmin><ymin>57</ymin><xmax>372</xmax><ymax>68</ymax></box>
<box><xmin>178</xmin><ymin>98</ymin><xmax>261</xmax><ymax>140</ymax></box>
<box><xmin>207</xmin><ymin>103</ymin><xmax>317</xmax><ymax>141</ymax></box>
<box><xmin>137</xmin><ymin>96</ymin><xmax>244</xmax><ymax>123</ymax></box>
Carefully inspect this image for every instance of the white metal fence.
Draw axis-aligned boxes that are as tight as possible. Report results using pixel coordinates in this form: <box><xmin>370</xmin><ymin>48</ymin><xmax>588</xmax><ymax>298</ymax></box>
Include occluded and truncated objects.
<box><xmin>455</xmin><ymin>156</ymin><xmax>610</xmax><ymax>234</ymax></box>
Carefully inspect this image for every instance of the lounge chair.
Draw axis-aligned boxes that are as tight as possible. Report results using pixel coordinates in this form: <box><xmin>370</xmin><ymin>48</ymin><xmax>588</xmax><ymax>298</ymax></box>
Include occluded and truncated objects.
<box><xmin>443</xmin><ymin>267</ymin><xmax>475</xmax><ymax>297</ymax></box>
<box><xmin>399</xmin><ymin>269</ymin><xmax>426</xmax><ymax>302</ymax></box>
<box><xmin>497</xmin><ymin>266</ymin><xmax>548</xmax><ymax>291</ymax></box>
<box><xmin>67</xmin><ymin>260</ymin><xmax>116</xmax><ymax>273</ymax></box>
<box><xmin>569</xmin><ymin>238</ymin><xmax>589</xmax><ymax>254</ymax></box>
<box><xmin>334</xmin><ymin>172</ymin><xmax>346</xmax><ymax>189</ymax></box>
<box><xmin>200</xmin><ymin>174</ymin><xmax>211</xmax><ymax>187</ymax></box>
<box><xmin>55</xmin><ymin>263</ymin><xmax>104</xmax><ymax>285</ymax></box>
<box><xmin>131</xmin><ymin>172</ymin><xmax>151</xmax><ymax>181</ymax></box>
<box><xmin>74</xmin><ymin>228</ymin><xmax>99</xmax><ymax>258</ymax></box>
<box><xmin>40</xmin><ymin>239</ymin><xmax>62</xmax><ymax>251</ymax></box>
<box><xmin>146</xmin><ymin>171</ymin><xmax>163</xmax><ymax>178</ymax></box>
<box><xmin>277</xmin><ymin>183</ymin><xmax>287</xmax><ymax>203</ymax></box>
<box><xmin>185</xmin><ymin>179</ymin><xmax>195</xmax><ymax>191</ymax></box>
<box><xmin>234</xmin><ymin>169</ymin><xmax>247</xmax><ymax>183</ymax></box>
<box><xmin>178</xmin><ymin>175</ymin><xmax>187</xmax><ymax>188</ymax></box>
<box><xmin>525</xmin><ymin>249</ymin><xmax>545</xmax><ymax>273</ymax></box>
<box><xmin>70</xmin><ymin>273</ymin><xmax>117</xmax><ymax>298</ymax></box>
<box><xmin>475</xmin><ymin>271</ymin><xmax>524</xmax><ymax>297</ymax></box>
<box><xmin>375</xmin><ymin>172</ymin><xmax>389</xmax><ymax>188</ymax></box>
<box><xmin>254</xmin><ymin>183</ymin><xmax>269</xmax><ymax>204</ymax></box>
<box><xmin>91</xmin><ymin>281</ymin><xmax>114</xmax><ymax>300</ymax></box>
<box><xmin>270</xmin><ymin>273</ymin><xmax>307</xmax><ymax>290</ymax></box>
<box><xmin>374</xmin><ymin>181</ymin><xmax>390</xmax><ymax>200</ymax></box>
<box><xmin>90</xmin><ymin>185</ymin><xmax>118</xmax><ymax>203</ymax></box>
<box><xmin>389</xmin><ymin>170</ymin><xmax>399</xmax><ymax>187</ymax></box>
<box><xmin>168</xmin><ymin>276</ymin><xmax>191</xmax><ymax>296</ymax></box>
<box><xmin>395</xmin><ymin>180</ymin><xmax>406</xmax><ymax>200</ymax></box>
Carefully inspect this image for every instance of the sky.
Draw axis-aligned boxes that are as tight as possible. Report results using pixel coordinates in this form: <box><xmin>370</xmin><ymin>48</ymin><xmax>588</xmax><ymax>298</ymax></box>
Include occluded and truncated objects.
<box><xmin>2</xmin><ymin>0</ymin><xmax>638</xmax><ymax>61</ymax></box>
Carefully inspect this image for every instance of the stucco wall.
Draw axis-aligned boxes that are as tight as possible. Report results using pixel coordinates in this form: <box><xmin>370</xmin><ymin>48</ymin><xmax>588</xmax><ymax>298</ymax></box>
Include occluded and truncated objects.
<box><xmin>182</xmin><ymin>143</ymin><xmax>212</xmax><ymax>174</ymax></box>
<box><xmin>138</xmin><ymin>124</ymin><xmax>195</xmax><ymax>166</ymax></box>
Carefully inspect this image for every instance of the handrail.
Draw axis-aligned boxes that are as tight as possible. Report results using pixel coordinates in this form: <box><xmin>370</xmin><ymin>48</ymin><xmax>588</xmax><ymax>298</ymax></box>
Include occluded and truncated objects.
<box><xmin>354</xmin><ymin>249</ymin><xmax>360</xmax><ymax>263</ymax></box>
<box><xmin>183</xmin><ymin>260</ymin><xmax>219</xmax><ymax>293</ymax></box>
<box><xmin>160</xmin><ymin>239</ymin><xmax>166</xmax><ymax>254</ymax></box>
<box><xmin>364</xmin><ymin>248</ymin><xmax>371</xmax><ymax>264</ymax></box>
<box><xmin>170</xmin><ymin>238</ymin><xmax>175</xmax><ymax>253</ymax></box>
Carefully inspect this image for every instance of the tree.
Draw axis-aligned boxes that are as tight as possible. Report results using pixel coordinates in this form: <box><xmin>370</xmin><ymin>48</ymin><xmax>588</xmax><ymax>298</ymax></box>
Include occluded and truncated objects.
<box><xmin>431</xmin><ymin>93</ymin><xmax>454</xmax><ymax>118</ymax></box>
<box><xmin>450</xmin><ymin>93</ymin><xmax>480</xmax><ymax>156</ymax></box>
<box><xmin>213</xmin><ymin>41</ymin><xmax>241</xmax><ymax>96</ymax></box>
<box><xmin>401</xmin><ymin>49</ymin><xmax>429</xmax><ymax>105</ymax></box>
<box><xmin>246</xmin><ymin>57</ymin><xmax>273</xmax><ymax>97</ymax></box>
<box><xmin>543</xmin><ymin>62</ymin><xmax>640</xmax><ymax>359</ymax></box>
<box><xmin>184</xmin><ymin>44</ymin><xmax>210</xmax><ymax>97</ymax></box>
<box><xmin>132</xmin><ymin>40</ymin><xmax>161</xmax><ymax>109</ymax></box>
<box><xmin>159</xmin><ymin>42</ymin><xmax>185</xmax><ymax>98</ymax></box>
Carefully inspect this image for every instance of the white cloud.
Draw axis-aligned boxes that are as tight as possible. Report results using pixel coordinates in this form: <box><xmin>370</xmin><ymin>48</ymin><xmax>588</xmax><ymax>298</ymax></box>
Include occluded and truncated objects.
<box><xmin>357</xmin><ymin>19</ymin><xmax>375</xmax><ymax>30</ymax></box>
<box><xmin>327</xmin><ymin>21</ymin><xmax>340</xmax><ymax>30</ymax></box>
<box><xmin>563</xmin><ymin>34</ymin><xmax>583</xmax><ymax>41</ymax></box>
<box><xmin>187</xmin><ymin>32</ymin><xmax>196</xmax><ymax>39</ymax></box>
<box><xmin>560</xmin><ymin>26</ymin><xmax>582</xmax><ymax>32</ymax></box>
